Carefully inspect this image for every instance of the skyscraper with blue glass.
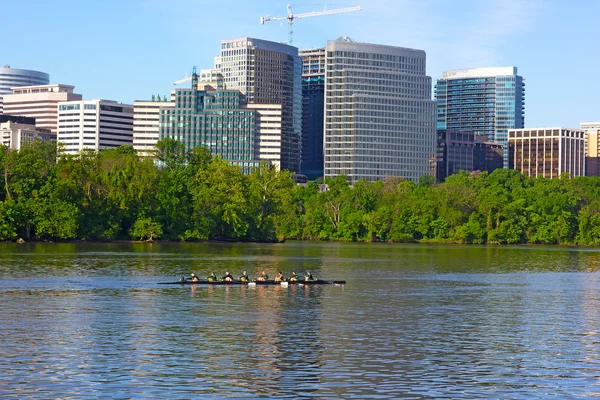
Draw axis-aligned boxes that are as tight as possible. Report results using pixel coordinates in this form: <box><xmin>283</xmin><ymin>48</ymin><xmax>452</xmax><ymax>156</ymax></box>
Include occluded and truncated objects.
<box><xmin>435</xmin><ymin>67</ymin><xmax>525</xmax><ymax>167</ymax></box>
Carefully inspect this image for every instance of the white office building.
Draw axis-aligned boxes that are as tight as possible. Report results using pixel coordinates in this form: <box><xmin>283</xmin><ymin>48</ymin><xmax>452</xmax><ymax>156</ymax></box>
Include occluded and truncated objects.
<box><xmin>247</xmin><ymin>103</ymin><xmax>282</xmax><ymax>170</ymax></box>
<box><xmin>0</xmin><ymin>117</ymin><xmax>53</xmax><ymax>150</ymax></box>
<box><xmin>57</xmin><ymin>99</ymin><xmax>133</xmax><ymax>154</ymax></box>
<box><xmin>3</xmin><ymin>84</ymin><xmax>82</xmax><ymax>135</ymax></box>
<box><xmin>133</xmin><ymin>100</ymin><xmax>174</xmax><ymax>157</ymax></box>
<box><xmin>324</xmin><ymin>37</ymin><xmax>437</xmax><ymax>183</ymax></box>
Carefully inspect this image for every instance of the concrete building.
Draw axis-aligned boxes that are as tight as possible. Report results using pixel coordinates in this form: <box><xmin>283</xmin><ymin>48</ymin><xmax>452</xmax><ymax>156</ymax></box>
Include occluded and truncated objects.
<box><xmin>581</xmin><ymin>122</ymin><xmax>600</xmax><ymax>176</ymax></box>
<box><xmin>324</xmin><ymin>37</ymin><xmax>436</xmax><ymax>183</ymax></box>
<box><xmin>508</xmin><ymin>127</ymin><xmax>586</xmax><ymax>178</ymax></box>
<box><xmin>436</xmin><ymin>67</ymin><xmax>525</xmax><ymax>167</ymax></box>
<box><xmin>133</xmin><ymin>100</ymin><xmax>175</xmax><ymax>157</ymax></box>
<box><xmin>218</xmin><ymin>37</ymin><xmax>302</xmax><ymax>172</ymax></box>
<box><xmin>57</xmin><ymin>99</ymin><xmax>133</xmax><ymax>154</ymax></box>
<box><xmin>0</xmin><ymin>115</ymin><xmax>53</xmax><ymax>150</ymax></box>
<box><xmin>300</xmin><ymin>47</ymin><xmax>326</xmax><ymax>180</ymax></box>
<box><xmin>247</xmin><ymin>103</ymin><xmax>282</xmax><ymax>169</ymax></box>
<box><xmin>3</xmin><ymin>84</ymin><xmax>82</xmax><ymax>135</ymax></box>
<box><xmin>0</xmin><ymin>66</ymin><xmax>49</xmax><ymax>114</ymax></box>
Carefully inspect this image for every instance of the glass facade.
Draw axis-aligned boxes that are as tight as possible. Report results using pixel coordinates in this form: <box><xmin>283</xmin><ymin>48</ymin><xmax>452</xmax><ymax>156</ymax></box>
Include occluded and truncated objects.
<box><xmin>324</xmin><ymin>39</ymin><xmax>437</xmax><ymax>183</ymax></box>
<box><xmin>159</xmin><ymin>87</ymin><xmax>260</xmax><ymax>164</ymax></box>
<box><xmin>300</xmin><ymin>48</ymin><xmax>326</xmax><ymax>180</ymax></box>
<box><xmin>435</xmin><ymin>67</ymin><xmax>525</xmax><ymax>168</ymax></box>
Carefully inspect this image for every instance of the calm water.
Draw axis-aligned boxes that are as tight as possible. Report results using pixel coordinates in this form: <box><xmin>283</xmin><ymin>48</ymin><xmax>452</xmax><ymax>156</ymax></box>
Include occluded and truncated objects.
<box><xmin>2</xmin><ymin>242</ymin><xmax>600</xmax><ymax>398</ymax></box>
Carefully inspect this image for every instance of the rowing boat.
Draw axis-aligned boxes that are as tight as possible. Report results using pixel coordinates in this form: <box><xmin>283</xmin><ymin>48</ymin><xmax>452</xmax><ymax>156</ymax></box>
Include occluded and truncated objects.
<box><xmin>158</xmin><ymin>279</ymin><xmax>346</xmax><ymax>285</ymax></box>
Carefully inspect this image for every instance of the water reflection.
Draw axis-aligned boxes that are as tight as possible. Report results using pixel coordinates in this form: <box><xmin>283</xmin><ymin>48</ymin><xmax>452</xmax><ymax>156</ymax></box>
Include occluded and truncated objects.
<box><xmin>2</xmin><ymin>242</ymin><xmax>600</xmax><ymax>398</ymax></box>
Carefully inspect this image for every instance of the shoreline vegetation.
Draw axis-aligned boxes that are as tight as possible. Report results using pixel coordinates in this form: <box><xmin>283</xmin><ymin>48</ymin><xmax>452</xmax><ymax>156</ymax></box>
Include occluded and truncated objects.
<box><xmin>3</xmin><ymin>139</ymin><xmax>600</xmax><ymax>246</ymax></box>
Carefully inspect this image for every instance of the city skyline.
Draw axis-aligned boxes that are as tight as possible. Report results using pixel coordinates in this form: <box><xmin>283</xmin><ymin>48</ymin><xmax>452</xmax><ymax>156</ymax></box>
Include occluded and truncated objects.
<box><xmin>2</xmin><ymin>0</ymin><xmax>598</xmax><ymax>129</ymax></box>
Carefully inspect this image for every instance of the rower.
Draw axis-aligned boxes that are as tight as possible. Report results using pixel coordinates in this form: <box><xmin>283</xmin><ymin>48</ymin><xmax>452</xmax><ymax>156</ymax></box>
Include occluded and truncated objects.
<box><xmin>239</xmin><ymin>271</ymin><xmax>250</xmax><ymax>282</ymax></box>
<box><xmin>207</xmin><ymin>272</ymin><xmax>217</xmax><ymax>282</ymax></box>
<box><xmin>221</xmin><ymin>271</ymin><xmax>234</xmax><ymax>282</ymax></box>
<box><xmin>190</xmin><ymin>273</ymin><xmax>199</xmax><ymax>283</ymax></box>
<box><xmin>256</xmin><ymin>271</ymin><xmax>269</xmax><ymax>281</ymax></box>
<box><xmin>274</xmin><ymin>271</ymin><xmax>284</xmax><ymax>283</ymax></box>
<box><xmin>289</xmin><ymin>271</ymin><xmax>300</xmax><ymax>281</ymax></box>
<box><xmin>305</xmin><ymin>271</ymin><xmax>316</xmax><ymax>281</ymax></box>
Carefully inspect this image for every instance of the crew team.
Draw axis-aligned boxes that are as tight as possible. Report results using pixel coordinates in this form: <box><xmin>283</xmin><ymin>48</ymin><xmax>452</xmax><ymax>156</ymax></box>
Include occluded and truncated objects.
<box><xmin>188</xmin><ymin>270</ymin><xmax>315</xmax><ymax>283</ymax></box>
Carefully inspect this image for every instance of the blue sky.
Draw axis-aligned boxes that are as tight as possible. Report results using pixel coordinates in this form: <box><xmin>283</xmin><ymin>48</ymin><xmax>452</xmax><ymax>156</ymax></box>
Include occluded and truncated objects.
<box><xmin>3</xmin><ymin>0</ymin><xmax>598</xmax><ymax>127</ymax></box>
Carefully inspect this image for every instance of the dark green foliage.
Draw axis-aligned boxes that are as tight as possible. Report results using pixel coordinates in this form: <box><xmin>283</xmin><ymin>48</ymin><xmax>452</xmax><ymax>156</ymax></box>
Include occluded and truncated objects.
<box><xmin>4</xmin><ymin>140</ymin><xmax>600</xmax><ymax>245</ymax></box>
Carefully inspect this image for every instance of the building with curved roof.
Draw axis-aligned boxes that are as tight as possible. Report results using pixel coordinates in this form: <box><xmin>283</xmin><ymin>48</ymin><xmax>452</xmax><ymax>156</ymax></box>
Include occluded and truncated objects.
<box><xmin>0</xmin><ymin>66</ymin><xmax>50</xmax><ymax>113</ymax></box>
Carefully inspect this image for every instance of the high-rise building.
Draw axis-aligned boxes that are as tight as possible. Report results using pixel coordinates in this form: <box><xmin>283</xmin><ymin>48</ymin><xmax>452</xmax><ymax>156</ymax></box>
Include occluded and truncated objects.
<box><xmin>218</xmin><ymin>37</ymin><xmax>302</xmax><ymax>172</ymax></box>
<box><xmin>435</xmin><ymin>67</ymin><xmax>525</xmax><ymax>167</ymax></box>
<box><xmin>57</xmin><ymin>99</ymin><xmax>133</xmax><ymax>154</ymax></box>
<box><xmin>324</xmin><ymin>37</ymin><xmax>436</xmax><ymax>183</ymax></box>
<box><xmin>159</xmin><ymin>87</ymin><xmax>265</xmax><ymax>169</ymax></box>
<box><xmin>581</xmin><ymin>122</ymin><xmax>600</xmax><ymax>176</ymax></box>
<box><xmin>0</xmin><ymin>117</ymin><xmax>53</xmax><ymax>150</ymax></box>
<box><xmin>133</xmin><ymin>99</ymin><xmax>175</xmax><ymax>157</ymax></box>
<box><xmin>3</xmin><ymin>84</ymin><xmax>82</xmax><ymax>135</ymax></box>
<box><xmin>508</xmin><ymin>127</ymin><xmax>586</xmax><ymax>178</ymax></box>
<box><xmin>300</xmin><ymin>47</ymin><xmax>325</xmax><ymax>180</ymax></box>
<box><xmin>0</xmin><ymin>66</ymin><xmax>49</xmax><ymax>114</ymax></box>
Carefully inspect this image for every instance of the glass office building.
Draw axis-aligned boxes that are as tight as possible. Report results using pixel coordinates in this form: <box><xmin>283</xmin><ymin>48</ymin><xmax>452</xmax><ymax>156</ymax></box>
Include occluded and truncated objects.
<box><xmin>324</xmin><ymin>37</ymin><xmax>436</xmax><ymax>183</ymax></box>
<box><xmin>300</xmin><ymin>47</ymin><xmax>326</xmax><ymax>180</ymax></box>
<box><xmin>159</xmin><ymin>87</ymin><xmax>261</xmax><ymax>167</ymax></box>
<box><xmin>435</xmin><ymin>67</ymin><xmax>525</xmax><ymax>168</ymax></box>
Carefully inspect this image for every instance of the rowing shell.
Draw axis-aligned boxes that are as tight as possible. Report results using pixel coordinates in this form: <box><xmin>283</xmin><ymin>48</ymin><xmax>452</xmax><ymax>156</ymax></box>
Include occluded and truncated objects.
<box><xmin>158</xmin><ymin>279</ymin><xmax>346</xmax><ymax>285</ymax></box>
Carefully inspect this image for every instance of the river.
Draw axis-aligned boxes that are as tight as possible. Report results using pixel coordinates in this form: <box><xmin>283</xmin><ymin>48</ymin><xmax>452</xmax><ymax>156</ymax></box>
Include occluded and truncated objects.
<box><xmin>1</xmin><ymin>241</ymin><xmax>600</xmax><ymax>398</ymax></box>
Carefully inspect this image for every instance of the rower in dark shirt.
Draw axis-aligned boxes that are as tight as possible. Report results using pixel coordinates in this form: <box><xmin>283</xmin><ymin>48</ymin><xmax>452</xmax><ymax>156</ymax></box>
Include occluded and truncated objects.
<box><xmin>207</xmin><ymin>272</ymin><xmax>217</xmax><ymax>282</ymax></box>
<box><xmin>305</xmin><ymin>271</ymin><xmax>316</xmax><ymax>281</ymax></box>
<box><xmin>240</xmin><ymin>271</ymin><xmax>250</xmax><ymax>282</ymax></box>
<box><xmin>221</xmin><ymin>271</ymin><xmax>234</xmax><ymax>282</ymax></box>
<box><xmin>289</xmin><ymin>271</ymin><xmax>300</xmax><ymax>281</ymax></box>
<box><xmin>190</xmin><ymin>273</ymin><xmax>199</xmax><ymax>283</ymax></box>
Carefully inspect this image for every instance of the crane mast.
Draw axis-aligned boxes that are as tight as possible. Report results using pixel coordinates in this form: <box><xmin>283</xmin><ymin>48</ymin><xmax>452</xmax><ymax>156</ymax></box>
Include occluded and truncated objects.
<box><xmin>260</xmin><ymin>4</ymin><xmax>361</xmax><ymax>45</ymax></box>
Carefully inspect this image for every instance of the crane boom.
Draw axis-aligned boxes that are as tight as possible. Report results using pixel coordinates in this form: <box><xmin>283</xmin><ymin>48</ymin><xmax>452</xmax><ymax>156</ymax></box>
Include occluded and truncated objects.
<box><xmin>260</xmin><ymin>4</ymin><xmax>361</xmax><ymax>45</ymax></box>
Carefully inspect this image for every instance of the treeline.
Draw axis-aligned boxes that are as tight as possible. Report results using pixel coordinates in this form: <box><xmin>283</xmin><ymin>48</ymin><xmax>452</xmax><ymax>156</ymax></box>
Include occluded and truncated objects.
<box><xmin>2</xmin><ymin>139</ymin><xmax>600</xmax><ymax>245</ymax></box>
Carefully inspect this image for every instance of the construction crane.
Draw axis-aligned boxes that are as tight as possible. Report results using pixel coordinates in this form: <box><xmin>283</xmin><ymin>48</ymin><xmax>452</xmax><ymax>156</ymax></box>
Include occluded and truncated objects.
<box><xmin>260</xmin><ymin>4</ymin><xmax>361</xmax><ymax>45</ymax></box>
<box><xmin>173</xmin><ymin>66</ymin><xmax>197</xmax><ymax>86</ymax></box>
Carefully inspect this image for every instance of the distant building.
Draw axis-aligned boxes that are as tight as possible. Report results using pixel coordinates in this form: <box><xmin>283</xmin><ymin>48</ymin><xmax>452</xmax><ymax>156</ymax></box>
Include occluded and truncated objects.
<box><xmin>246</xmin><ymin>103</ymin><xmax>282</xmax><ymax>170</ymax></box>
<box><xmin>436</xmin><ymin>130</ymin><xmax>503</xmax><ymax>181</ymax></box>
<box><xmin>133</xmin><ymin>99</ymin><xmax>175</xmax><ymax>157</ymax></box>
<box><xmin>324</xmin><ymin>37</ymin><xmax>436</xmax><ymax>183</ymax></box>
<box><xmin>3</xmin><ymin>84</ymin><xmax>82</xmax><ymax>135</ymax></box>
<box><xmin>300</xmin><ymin>47</ymin><xmax>325</xmax><ymax>180</ymax></box>
<box><xmin>473</xmin><ymin>135</ymin><xmax>503</xmax><ymax>174</ymax></box>
<box><xmin>218</xmin><ymin>37</ymin><xmax>302</xmax><ymax>172</ymax></box>
<box><xmin>159</xmin><ymin>86</ymin><xmax>265</xmax><ymax>170</ymax></box>
<box><xmin>57</xmin><ymin>99</ymin><xmax>133</xmax><ymax>154</ymax></box>
<box><xmin>436</xmin><ymin>67</ymin><xmax>525</xmax><ymax>167</ymax></box>
<box><xmin>0</xmin><ymin>66</ymin><xmax>49</xmax><ymax>114</ymax></box>
<box><xmin>508</xmin><ymin>128</ymin><xmax>586</xmax><ymax>178</ymax></box>
<box><xmin>581</xmin><ymin>122</ymin><xmax>600</xmax><ymax>176</ymax></box>
<box><xmin>0</xmin><ymin>116</ymin><xmax>53</xmax><ymax>150</ymax></box>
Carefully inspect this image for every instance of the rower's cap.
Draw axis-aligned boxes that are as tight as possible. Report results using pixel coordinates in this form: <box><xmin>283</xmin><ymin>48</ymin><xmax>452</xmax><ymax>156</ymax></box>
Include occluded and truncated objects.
<box><xmin>191</xmin><ymin>273</ymin><xmax>196</xmax><ymax>276</ymax></box>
